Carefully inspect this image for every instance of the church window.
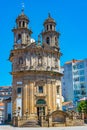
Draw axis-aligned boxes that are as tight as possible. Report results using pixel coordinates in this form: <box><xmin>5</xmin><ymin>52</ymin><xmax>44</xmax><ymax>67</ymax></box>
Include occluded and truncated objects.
<box><xmin>17</xmin><ymin>34</ymin><xmax>21</xmax><ymax>44</ymax></box>
<box><xmin>18</xmin><ymin>34</ymin><xmax>21</xmax><ymax>39</ymax></box>
<box><xmin>38</xmin><ymin>86</ymin><xmax>43</xmax><ymax>93</ymax></box>
<box><xmin>50</xmin><ymin>24</ymin><xmax>52</xmax><ymax>30</ymax></box>
<box><xmin>47</xmin><ymin>25</ymin><xmax>48</xmax><ymax>30</ymax></box>
<box><xmin>19</xmin><ymin>21</ymin><xmax>21</xmax><ymax>27</ymax></box>
<box><xmin>46</xmin><ymin>37</ymin><xmax>50</xmax><ymax>44</ymax></box>
<box><xmin>19</xmin><ymin>57</ymin><xmax>23</xmax><ymax>64</ymax></box>
<box><xmin>17</xmin><ymin>88</ymin><xmax>21</xmax><ymax>94</ymax></box>
<box><xmin>23</xmin><ymin>21</ymin><xmax>25</xmax><ymax>27</ymax></box>
<box><xmin>56</xmin><ymin>85</ymin><xmax>60</xmax><ymax>94</ymax></box>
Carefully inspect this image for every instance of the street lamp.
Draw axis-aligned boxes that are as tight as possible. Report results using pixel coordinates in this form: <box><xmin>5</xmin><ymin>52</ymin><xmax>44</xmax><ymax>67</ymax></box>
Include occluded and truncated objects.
<box><xmin>25</xmin><ymin>109</ymin><xmax>28</xmax><ymax>119</ymax></box>
<box><xmin>13</xmin><ymin>111</ymin><xmax>16</xmax><ymax>117</ymax></box>
<box><xmin>17</xmin><ymin>107</ymin><xmax>20</xmax><ymax>116</ymax></box>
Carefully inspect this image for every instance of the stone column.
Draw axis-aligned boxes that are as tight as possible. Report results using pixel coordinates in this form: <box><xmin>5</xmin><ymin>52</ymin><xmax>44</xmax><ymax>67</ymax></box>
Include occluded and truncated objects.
<box><xmin>47</xmin><ymin>83</ymin><xmax>50</xmax><ymax>108</ymax></box>
<box><xmin>29</xmin><ymin>82</ymin><xmax>34</xmax><ymax>115</ymax></box>
<box><xmin>59</xmin><ymin>82</ymin><xmax>62</xmax><ymax>110</ymax></box>
<box><xmin>52</xmin><ymin>82</ymin><xmax>56</xmax><ymax>110</ymax></box>
<box><xmin>27</xmin><ymin>85</ymin><xmax>29</xmax><ymax>115</ymax></box>
<box><xmin>25</xmin><ymin>84</ymin><xmax>28</xmax><ymax>112</ymax></box>
<box><xmin>22</xmin><ymin>85</ymin><xmax>26</xmax><ymax>116</ymax></box>
<box><xmin>32</xmin><ymin>83</ymin><xmax>34</xmax><ymax>114</ymax></box>
<box><xmin>52</xmin><ymin>83</ymin><xmax>54</xmax><ymax>110</ymax></box>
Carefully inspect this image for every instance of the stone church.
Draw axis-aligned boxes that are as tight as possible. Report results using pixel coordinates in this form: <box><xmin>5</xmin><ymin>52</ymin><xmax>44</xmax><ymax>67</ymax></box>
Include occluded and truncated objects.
<box><xmin>9</xmin><ymin>10</ymin><xmax>63</xmax><ymax>126</ymax></box>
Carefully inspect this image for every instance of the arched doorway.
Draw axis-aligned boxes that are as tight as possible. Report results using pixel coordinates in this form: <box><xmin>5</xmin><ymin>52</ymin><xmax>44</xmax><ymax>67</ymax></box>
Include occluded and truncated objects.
<box><xmin>36</xmin><ymin>99</ymin><xmax>46</xmax><ymax>118</ymax></box>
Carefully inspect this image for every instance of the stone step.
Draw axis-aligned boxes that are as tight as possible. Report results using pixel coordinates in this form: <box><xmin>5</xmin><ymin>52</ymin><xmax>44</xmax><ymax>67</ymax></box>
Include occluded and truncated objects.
<box><xmin>22</xmin><ymin>120</ymin><xmax>40</xmax><ymax>127</ymax></box>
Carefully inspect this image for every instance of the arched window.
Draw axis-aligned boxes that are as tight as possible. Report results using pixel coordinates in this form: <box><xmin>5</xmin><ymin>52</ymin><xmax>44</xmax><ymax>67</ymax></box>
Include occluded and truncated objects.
<box><xmin>19</xmin><ymin>21</ymin><xmax>21</xmax><ymax>27</ymax></box>
<box><xmin>50</xmin><ymin>24</ymin><xmax>52</xmax><ymax>30</ymax></box>
<box><xmin>18</xmin><ymin>34</ymin><xmax>21</xmax><ymax>40</ymax></box>
<box><xmin>46</xmin><ymin>37</ymin><xmax>50</xmax><ymax>44</ymax></box>
<box><xmin>17</xmin><ymin>34</ymin><xmax>21</xmax><ymax>44</ymax></box>
<box><xmin>36</xmin><ymin>99</ymin><xmax>46</xmax><ymax>105</ymax></box>
<box><xmin>23</xmin><ymin>21</ymin><xmax>25</xmax><ymax>27</ymax></box>
<box><xmin>47</xmin><ymin>25</ymin><xmax>48</xmax><ymax>30</ymax></box>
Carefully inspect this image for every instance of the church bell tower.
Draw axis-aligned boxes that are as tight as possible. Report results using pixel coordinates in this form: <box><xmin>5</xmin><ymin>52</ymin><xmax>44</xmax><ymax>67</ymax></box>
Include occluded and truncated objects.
<box><xmin>12</xmin><ymin>10</ymin><xmax>32</xmax><ymax>49</ymax></box>
<box><xmin>42</xmin><ymin>13</ymin><xmax>60</xmax><ymax>48</ymax></box>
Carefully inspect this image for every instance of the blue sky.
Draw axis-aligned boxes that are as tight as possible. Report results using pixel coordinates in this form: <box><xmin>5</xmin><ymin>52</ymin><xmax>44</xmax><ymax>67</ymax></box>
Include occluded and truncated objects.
<box><xmin>0</xmin><ymin>0</ymin><xmax>87</xmax><ymax>86</ymax></box>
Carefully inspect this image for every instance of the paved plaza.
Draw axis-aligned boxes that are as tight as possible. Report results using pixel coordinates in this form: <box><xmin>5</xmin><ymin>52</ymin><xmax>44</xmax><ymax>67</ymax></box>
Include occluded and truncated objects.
<box><xmin>0</xmin><ymin>125</ymin><xmax>87</xmax><ymax>130</ymax></box>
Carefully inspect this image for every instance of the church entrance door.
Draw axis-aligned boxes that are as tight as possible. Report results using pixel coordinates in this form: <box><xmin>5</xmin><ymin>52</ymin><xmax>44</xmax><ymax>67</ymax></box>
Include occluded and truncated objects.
<box><xmin>36</xmin><ymin>99</ymin><xmax>46</xmax><ymax>119</ymax></box>
<box><xmin>37</xmin><ymin>107</ymin><xmax>45</xmax><ymax>119</ymax></box>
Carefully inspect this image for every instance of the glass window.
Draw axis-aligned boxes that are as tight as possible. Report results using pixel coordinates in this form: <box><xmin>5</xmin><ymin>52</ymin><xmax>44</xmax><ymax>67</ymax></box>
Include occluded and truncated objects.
<box><xmin>80</xmin><ymin>76</ymin><xmax>85</xmax><ymax>82</ymax></box>
<box><xmin>17</xmin><ymin>88</ymin><xmax>21</xmax><ymax>94</ymax></box>
<box><xmin>79</xmin><ymin>70</ymin><xmax>84</xmax><ymax>75</ymax></box>
<box><xmin>81</xmin><ymin>90</ymin><xmax>86</xmax><ymax>95</ymax></box>
<box><xmin>74</xmin><ymin>90</ymin><xmax>80</xmax><ymax>95</ymax></box>
<box><xmin>80</xmin><ymin>83</ymin><xmax>85</xmax><ymax>89</ymax></box>
<box><xmin>38</xmin><ymin>86</ymin><xmax>43</xmax><ymax>93</ymax></box>
<box><xmin>77</xmin><ymin>63</ymin><xmax>84</xmax><ymax>69</ymax></box>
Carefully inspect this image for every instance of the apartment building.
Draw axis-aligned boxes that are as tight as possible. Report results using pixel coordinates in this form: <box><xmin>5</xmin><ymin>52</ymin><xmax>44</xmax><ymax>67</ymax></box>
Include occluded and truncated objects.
<box><xmin>0</xmin><ymin>86</ymin><xmax>12</xmax><ymax>123</ymax></box>
<box><xmin>61</xmin><ymin>59</ymin><xmax>87</xmax><ymax>104</ymax></box>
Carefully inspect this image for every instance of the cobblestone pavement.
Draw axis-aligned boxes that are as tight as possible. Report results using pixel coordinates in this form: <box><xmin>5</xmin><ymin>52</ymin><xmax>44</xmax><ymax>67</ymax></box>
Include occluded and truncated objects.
<box><xmin>0</xmin><ymin>125</ymin><xmax>87</xmax><ymax>130</ymax></box>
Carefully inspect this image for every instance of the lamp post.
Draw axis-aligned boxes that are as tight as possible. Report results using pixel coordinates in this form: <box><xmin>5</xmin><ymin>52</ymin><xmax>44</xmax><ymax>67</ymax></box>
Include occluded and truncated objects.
<box><xmin>17</xmin><ymin>107</ymin><xmax>20</xmax><ymax>116</ymax></box>
<box><xmin>13</xmin><ymin>111</ymin><xmax>16</xmax><ymax>117</ymax></box>
<box><xmin>25</xmin><ymin>109</ymin><xmax>28</xmax><ymax>120</ymax></box>
<box><xmin>13</xmin><ymin>111</ymin><xmax>16</xmax><ymax>126</ymax></box>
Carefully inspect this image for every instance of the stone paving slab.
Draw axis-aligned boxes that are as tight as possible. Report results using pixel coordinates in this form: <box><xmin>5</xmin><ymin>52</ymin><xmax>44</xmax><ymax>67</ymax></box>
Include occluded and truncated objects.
<box><xmin>0</xmin><ymin>126</ymin><xmax>87</xmax><ymax>130</ymax></box>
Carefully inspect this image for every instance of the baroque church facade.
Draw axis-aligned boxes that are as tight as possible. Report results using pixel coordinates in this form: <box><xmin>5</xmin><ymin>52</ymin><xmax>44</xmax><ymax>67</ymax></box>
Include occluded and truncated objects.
<box><xmin>9</xmin><ymin>10</ymin><xmax>63</xmax><ymax>123</ymax></box>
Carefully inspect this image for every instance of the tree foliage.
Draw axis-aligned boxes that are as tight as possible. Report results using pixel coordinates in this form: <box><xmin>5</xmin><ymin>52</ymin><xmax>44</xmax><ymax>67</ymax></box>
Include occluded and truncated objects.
<box><xmin>77</xmin><ymin>100</ymin><xmax>87</xmax><ymax>113</ymax></box>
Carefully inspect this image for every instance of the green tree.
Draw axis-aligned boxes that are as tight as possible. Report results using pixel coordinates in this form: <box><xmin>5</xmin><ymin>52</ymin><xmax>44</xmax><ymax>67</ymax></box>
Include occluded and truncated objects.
<box><xmin>77</xmin><ymin>100</ymin><xmax>87</xmax><ymax>113</ymax></box>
